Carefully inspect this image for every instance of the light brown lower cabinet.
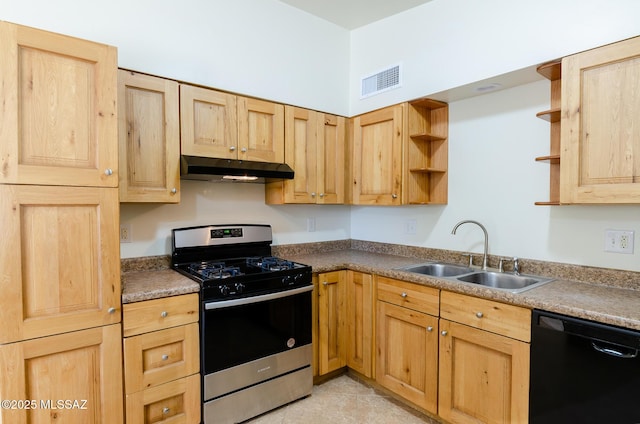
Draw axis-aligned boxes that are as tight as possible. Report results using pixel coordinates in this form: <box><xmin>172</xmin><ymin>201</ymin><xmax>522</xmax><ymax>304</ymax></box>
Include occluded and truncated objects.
<box><xmin>317</xmin><ymin>270</ymin><xmax>347</xmax><ymax>375</ymax></box>
<box><xmin>375</xmin><ymin>276</ymin><xmax>439</xmax><ymax>415</ymax></box>
<box><xmin>122</xmin><ymin>294</ymin><xmax>200</xmax><ymax>424</ymax></box>
<box><xmin>439</xmin><ymin>291</ymin><xmax>531</xmax><ymax>424</ymax></box>
<box><xmin>345</xmin><ymin>271</ymin><xmax>373</xmax><ymax>377</ymax></box>
<box><xmin>0</xmin><ymin>324</ymin><xmax>124</xmax><ymax>424</ymax></box>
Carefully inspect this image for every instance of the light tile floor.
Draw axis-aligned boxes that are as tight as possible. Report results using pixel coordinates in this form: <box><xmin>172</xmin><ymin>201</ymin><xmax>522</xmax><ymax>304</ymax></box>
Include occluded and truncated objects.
<box><xmin>246</xmin><ymin>374</ymin><xmax>439</xmax><ymax>424</ymax></box>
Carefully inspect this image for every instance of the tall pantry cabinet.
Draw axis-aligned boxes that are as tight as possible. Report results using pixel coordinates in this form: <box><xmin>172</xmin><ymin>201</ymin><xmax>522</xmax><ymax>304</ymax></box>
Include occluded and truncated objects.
<box><xmin>0</xmin><ymin>22</ymin><xmax>123</xmax><ymax>423</ymax></box>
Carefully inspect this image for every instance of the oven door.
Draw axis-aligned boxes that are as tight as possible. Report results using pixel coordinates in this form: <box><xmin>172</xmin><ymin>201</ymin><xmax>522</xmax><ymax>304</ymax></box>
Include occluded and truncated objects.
<box><xmin>201</xmin><ymin>285</ymin><xmax>312</xmax><ymax>400</ymax></box>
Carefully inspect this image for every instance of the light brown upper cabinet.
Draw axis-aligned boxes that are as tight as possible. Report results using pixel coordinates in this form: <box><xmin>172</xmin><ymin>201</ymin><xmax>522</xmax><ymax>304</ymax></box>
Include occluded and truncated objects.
<box><xmin>180</xmin><ymin>84</ymin><xmax>284</xmax><ymax>163</ymax></box>
<box><xmin>265</xmin><ymin>106</ymin><xmax>346</xmax><ymax>204</ymax></box>
<box><xmin>0</xmin><ymin>21</ymin><xmax>118</xmax><ymax>187</ymax></box>
<box><xmin>561</xmin><ymin>36</ymin><xmax>640</xmax><ymax>203</ymax></box>
<box><xmin>118</xmin><ymin>70</ymin><xmax>180</xmax><ymax>202</ymax></box>
<box><xmin>349</xmin><ymin>99</ymin><xmax>448</xmax><ymax>205</ymax></box>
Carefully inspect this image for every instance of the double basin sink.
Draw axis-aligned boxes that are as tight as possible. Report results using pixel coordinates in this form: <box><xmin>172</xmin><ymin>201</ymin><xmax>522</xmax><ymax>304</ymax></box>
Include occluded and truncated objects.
<box><xmin>397</xmin><ymin>262</ymin><xmax>554</xmax><ymax>293</ymax></box>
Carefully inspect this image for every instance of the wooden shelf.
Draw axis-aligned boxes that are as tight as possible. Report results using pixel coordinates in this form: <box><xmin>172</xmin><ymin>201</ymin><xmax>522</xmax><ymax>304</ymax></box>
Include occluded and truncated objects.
<box><xmin>537</xmin><ymin>61</ymin><xmax>562</xmax><ymax>81</ymax></box>
<box><xmin>410</xmin><ymin>97</ymin><xmax>447</xmax><ymax>110</ymax></box>
<box><xmin>536</xmin><ymin>108</ymin><xmax>560</xmax><ymax>123</ymax></box>
<box><xmin>535</xmin><ymin>155</ymin><xmax>560</xmax><ymax>164</ymax></box>
<box><xmin>410</xmin><ymin>132</ymin><xmax>447</xmax><ymax>142</ymax></box>
<box><xmin>409</xmin><ymin>167</ymin><xmax>447</xmax><ymax>174</ymax></box>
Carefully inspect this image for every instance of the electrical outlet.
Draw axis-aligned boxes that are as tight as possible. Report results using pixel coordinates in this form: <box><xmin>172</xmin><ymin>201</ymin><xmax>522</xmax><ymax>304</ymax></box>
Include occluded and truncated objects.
<box><xmin>604</xmin><ymin>229</ymin><xmax>634</xmax><ymax>254</ymax></box>
<box><xmin>404</xmin><ymin>219</ymin><xmax>417</xmax><ymax>235</ymax></box>
<box><xmin>120</xmin><ymin>224</ymin><xmax>132</xmax><ymax>243</ymax></box>
<box><xmin>307</xmin><ymin>217</ymin><xmax>316</xmax><ymax>232</ymax></box>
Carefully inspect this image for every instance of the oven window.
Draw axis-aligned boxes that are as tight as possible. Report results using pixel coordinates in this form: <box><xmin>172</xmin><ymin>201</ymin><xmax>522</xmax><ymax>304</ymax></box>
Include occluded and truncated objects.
<box><xmin>202</xmin><ymin>291</ymin><xmax>312</xmax><ymax>374</ymax></box>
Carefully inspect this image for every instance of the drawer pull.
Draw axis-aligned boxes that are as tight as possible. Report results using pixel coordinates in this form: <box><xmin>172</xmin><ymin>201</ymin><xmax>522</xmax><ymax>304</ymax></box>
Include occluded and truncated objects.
<box><xmin>476</xmin><ymin>312</ymin><xmax>484</xmax><ymax>318</ymax></box>
<box><xmin>427</xmin><ymin>326</ymin><xmax>433</xmax><ymax>332</ymax></box>
<box><xmin>104</xmin><ymin>168</ymin><xmax>113</xmax><ymax>176</ymax></box>
<box><xmin>401</xmin><ymin>292</ymin><xmax>408</xmax><ymax>298</ymax></box>
<box><xmin>163</xmin><ymin>407</ymin><xmax>170</xmax><ymax>415</ymax></box>
<box><xmin>441</xmin><ymin>330</ymin><xmax>448</xmax><ymax>336</ymax></box>
<box><xmin>161</xmin><ymin>311</ymin><xmax>168</xmax><ymax>318</ymax></box>
<box><xmin>161</xmin><ymin>354</ymin><xmax>169</xmax><ymax>361</ymax></box>
<box><xmin>322</xmin><ymin>281</ymin><xmax>338</xmax><ymax>286</ymax></box>
<box><xmin>107</xmin><ymin>307</ymin><xmax>116</xmax><ymax>314</ymax></box>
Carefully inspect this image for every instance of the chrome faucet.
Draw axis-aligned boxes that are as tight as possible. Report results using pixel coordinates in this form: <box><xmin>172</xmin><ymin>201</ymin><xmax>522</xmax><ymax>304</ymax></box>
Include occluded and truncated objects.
<box><xmin>451</xmin><ymin>220</ymin><xmax>489</xmax><ymax>270</ymax></box>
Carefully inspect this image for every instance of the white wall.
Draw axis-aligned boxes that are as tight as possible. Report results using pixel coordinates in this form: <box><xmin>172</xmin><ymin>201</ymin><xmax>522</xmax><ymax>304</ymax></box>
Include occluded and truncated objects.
<box><xmin>350</xmin><ymin>0</ymin><xmax>640</xmax><ymax>115</ymax></box>
<box><xmin>0</xmin><ymin>0</ymin><xmax>351</xmax><ymax>115</ymax></box>
<box><xmin>120</xmin><ymin>181</ymin><xmax>350</xmax><ymax>258</ymax></box>
<box><xmin>351</xmin><ymin>80</ymin><xmax>640</xmax><ymax>272</ymax></box>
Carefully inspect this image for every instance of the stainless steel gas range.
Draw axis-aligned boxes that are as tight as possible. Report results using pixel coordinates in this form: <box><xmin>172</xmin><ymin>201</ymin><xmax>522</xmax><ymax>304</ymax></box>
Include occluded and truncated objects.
<box><xmin>171</xmin><ymin>224</ymin><xmax>313</xmax><ymax>424</ymax></box>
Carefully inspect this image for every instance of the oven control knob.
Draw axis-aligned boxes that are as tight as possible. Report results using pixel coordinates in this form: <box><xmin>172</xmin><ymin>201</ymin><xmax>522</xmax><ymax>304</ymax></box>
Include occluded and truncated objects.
<box><xmin>234</xmin><ymin>283</ymin><xmax>245</xmax><ymax>294</ymax></box>
<box><xmin>282</xmin><ymin>275</ymin><xmax>292</xmax><ymax>285</ymax></box>
<box><xmin>294</xmin><ymin>273</ymin><xmax>305</xmax><ymax>283</ymax></box>
<box><xmin>219</xmin><ymin>285</ymin><xmax>230</xmax><ymax>296</ymax></box>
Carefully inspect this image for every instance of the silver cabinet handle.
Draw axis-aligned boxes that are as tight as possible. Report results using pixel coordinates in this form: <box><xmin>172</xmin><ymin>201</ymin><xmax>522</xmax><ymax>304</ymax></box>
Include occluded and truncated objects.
<box><xmin>476</xmin><ymin>312</ymin><xmax>484</xmax><ymax>318</ymax></box>
<box><xmin>229</xmin><ymin>146</ymin><xmax>236</xmax><ymax>151</ymax></box>
<box><xmin>427</xmin><ymin>326</ymin><xmax>433</xmax><ymax>332</ymax></box>
<box><xmin>107</xmin><ymin>307</ymin><xmax>116</xmax><ymax>314</ymax></box>
<box><xmin>319</xmin><ymin>193</ymin><xmax>325</xmax><ymax>198</ymax></box>
<box><xmin>392</xmin><ymin>194</ymin><xmax>398</xmax><ymax>199</ymax></box>
<box><xmin>171</xmin><ymin>188</ymin><xmax>177</xmax><ymax>194</ymax></box>
<box><xmin>441</xmin><ymin>330</ymin><xmax>448</xmax><ymax>336</ymax></box>
<box><xmin>104</xmin><ymin>168</ymin><xmax>113</xmax><ymax>176</ymax></box>
<box><xmin>311</xmin><ymin>192</ymin><xmax>316</xmax><ymax>197</ymax></box>
<box><xmin>161</xmin><ymin>354</ymin><xmax>169</xmax><ymax>361</ymax></box>
<box><xmin>240</xmin><ymin>147</ymin><xmax>247</xmax><ymax>152</ymax></box>
<box><xmin>160</xmin><ymin>311</ymin><xmax>168</xmax><ymax>318</ymax></box>
<box><xmin>163</xmin><ymin>407</ymin><xmax>170</xmax><ymax>415</ymax></box>
<box><xmin>401</xmin><ymin>292</ymin><xmax>408</xmax><ymax>298</ymax></box>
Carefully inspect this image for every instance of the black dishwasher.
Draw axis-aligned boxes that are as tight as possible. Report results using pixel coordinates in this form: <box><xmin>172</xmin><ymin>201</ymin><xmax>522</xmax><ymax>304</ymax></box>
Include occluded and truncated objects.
<box><xmin>530</xmin><ymin>310</ymin><xmax>640</xmax><ymax>423</ymax></box>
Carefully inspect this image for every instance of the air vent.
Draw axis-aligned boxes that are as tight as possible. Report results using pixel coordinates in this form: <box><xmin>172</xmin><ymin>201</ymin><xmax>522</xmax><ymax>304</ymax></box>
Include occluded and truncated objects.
<box><xmin>360</xmin><ymin>63</ymin><xmax>402</xmax><ymax>98</ymax></box>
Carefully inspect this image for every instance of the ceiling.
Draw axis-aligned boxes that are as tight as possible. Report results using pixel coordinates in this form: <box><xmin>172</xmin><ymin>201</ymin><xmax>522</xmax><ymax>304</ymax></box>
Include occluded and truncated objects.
<box><xmin>277</xmin><ymin>0</ymin><xmax>434</xmax><ymax>30</ymax></box>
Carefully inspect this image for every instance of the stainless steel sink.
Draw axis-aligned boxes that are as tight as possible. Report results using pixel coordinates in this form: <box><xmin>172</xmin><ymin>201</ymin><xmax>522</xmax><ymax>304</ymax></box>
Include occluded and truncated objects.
<box><xmin>399</xmin><ymin>262</ymin><xmax>475</xmax><ymax>277</ymax></box>
<box><xmin>397</xmin><ymin>262</ymin><xmax>554</xmax><ymax>293</ymax></box>
<box><xmin>456</xmin><ymin>271</ymin><xmax>554</xmax><ymax>293</ymax></box>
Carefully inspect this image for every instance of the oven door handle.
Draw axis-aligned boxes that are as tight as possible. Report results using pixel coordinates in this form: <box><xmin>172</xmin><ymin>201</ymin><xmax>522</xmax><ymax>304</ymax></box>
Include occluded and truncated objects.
<box><xmin>204</xmin><ymin>285</ymin><xmax>313</xmax><ymax>310</ymax></box>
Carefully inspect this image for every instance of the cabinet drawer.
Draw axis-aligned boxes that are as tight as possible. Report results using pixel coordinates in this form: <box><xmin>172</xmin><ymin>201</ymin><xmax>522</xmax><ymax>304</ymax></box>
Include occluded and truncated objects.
<box><xmin>123</xmin><ymin>294</ymin><xmax>198</xmax><ymax>337</ymax></box>
<box><xmin>124</xmin><ymin>323</ymin><xmax>199</xmax><ymax>394</ymax></box>
<box><xmin>125</xmin><ymin>373</ymin><xmax>200</xmax><ymax>424</ymax></box>
<box><xmin>440</xmin><ymin>291</ymin><xmax>531</xmax><ymax>342</ymax></box>
<box><xmin>376</xmin><ymin>276</ymin><xmax>439</xmax><ymax>316</ymax></box>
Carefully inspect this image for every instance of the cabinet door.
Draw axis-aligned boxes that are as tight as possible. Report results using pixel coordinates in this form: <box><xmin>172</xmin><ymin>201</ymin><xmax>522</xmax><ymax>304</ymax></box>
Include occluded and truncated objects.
<box><xmin>376</xmin><ymin>301</ymin><xmax>438</xmax><ymax>414</ymax></box>
<box><xmin>318</xmin><ymin>114</ymin><xmax>346</xmax><ymax>204</ymax></box>
<box><xmin>237</xmin><ymin>96</ymin><xmax>285</xmax><ymax>163</ymax></box>
<box><xmin>351</xmin><ymin>104</ymin><xmax>403</xmax><ymax>205</ymax></box>
<box><xmin>317</xmin><ymin>270</ymin><xmax>346</xmax><ymax>375</ymax></box>
<box><xmin>0</xmin><ymin>185</ymin><xmax>121</xmax><ymax>344</ymax></box>
<box><xmin>0</xmin><ymin>22</ymin><xmax>118</xmax><ymax>187</ymax></box>
<box><xmin>180</xmin><ymin>84</ymin><xmax>238</xmax><ymax>159</ymax></box>
<box><xmin>0</xmin><ymin>324</ymin><xmax>124</xmax><ymax>424</ymax></box>
<box><xmin>119</xmin><ymin>71</ymin><xmax>180</xmax><ymax>203</ymax></box>
<box><xmin>346</xmin><ymin>271</ymin><xmax>373</xmax><ymax>377</ymax></box>
<box><xmin>282</xmin><ymin>106</ymin><xmax>319</xmax><ymax>203</ymax></box>
<box><xmin>438</xmin><ymin>319</ymin><xmax>530</xmax><ymax>424</ymax></box>
<box><xmin>561</xmin><ymin>36</ymin><xmax>640</xmax><ymax>203</ymax></box>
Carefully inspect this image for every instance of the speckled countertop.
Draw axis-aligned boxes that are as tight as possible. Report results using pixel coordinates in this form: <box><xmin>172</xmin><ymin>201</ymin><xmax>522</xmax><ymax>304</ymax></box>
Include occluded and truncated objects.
<box><xmin>121</xmin><ymin>240</ymin><xmax>640</xmax><ymax>331</ymax></box>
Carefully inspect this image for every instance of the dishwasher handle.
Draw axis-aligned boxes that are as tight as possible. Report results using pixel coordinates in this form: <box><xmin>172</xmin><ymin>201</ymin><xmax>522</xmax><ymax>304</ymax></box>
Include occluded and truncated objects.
<box><xmin>591</xmin><ymin>341</ymin><xmax>639</xmax><ymax>359</ymax></box>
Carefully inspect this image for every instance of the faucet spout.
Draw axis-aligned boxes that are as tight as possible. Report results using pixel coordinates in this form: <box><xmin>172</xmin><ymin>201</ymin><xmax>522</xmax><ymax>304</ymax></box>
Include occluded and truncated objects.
<box><xmin>451</xmin><ymin>220</ymin><xmax>489</xmax><ymax>271</ymax></box>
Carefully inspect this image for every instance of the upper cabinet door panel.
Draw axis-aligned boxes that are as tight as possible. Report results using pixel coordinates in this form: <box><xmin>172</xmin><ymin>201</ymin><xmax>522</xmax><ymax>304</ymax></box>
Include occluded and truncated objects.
<box><xmin>238</xmin><ymin>96</ymin><xmax>284</xmax><ymax>163</ymax></box>
<box><xmin>283</xmin><ymin>106</ymin><xmax>318</xmax><ymax>203</ymax></box>
<box><xmin>352</xmin><ymin>105</ymin><xmax>403</xmax><ymax>205</ymax></box>
<box><xmin>180</xmin><ymin>84</ymin><xmax>238</xmax><ymax>159</ymax></box>
<box><xmin>319</xmin><ymin>114</ymin><xmax>346</xmax><ymax>204</ymax></box>
<box><xmin>119</xmin><ymin>71</ymin><xmax>180</xmax><ymax>203</ymax></box>
<box><xmin>561</xmin><ymin>36</ymin><xmax>640</xmax><ymax>203</ymax></box>
<box><xmin>0</xmin><ymin>22</ymin><xmax>118</xmax><ymax>187</ymax></box>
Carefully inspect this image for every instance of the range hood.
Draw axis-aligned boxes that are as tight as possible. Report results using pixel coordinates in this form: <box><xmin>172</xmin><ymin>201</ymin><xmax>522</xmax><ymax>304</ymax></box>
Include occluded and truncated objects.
<box><xmin>180</xmin><ymin>155</ymin><xmax>294</xmax><ymax>183</ymax></box>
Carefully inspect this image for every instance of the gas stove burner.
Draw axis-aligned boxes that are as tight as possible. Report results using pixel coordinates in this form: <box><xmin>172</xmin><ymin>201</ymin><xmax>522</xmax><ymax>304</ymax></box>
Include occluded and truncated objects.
<box><xmin>247</xmin><ymin>256</ymin><xmax>295</xmax><ymax>272</ymax></box>
<box><xmin>190</xmin><ymin>261</ymin><xmax>244</xmax><ymax>280</ymax></box>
